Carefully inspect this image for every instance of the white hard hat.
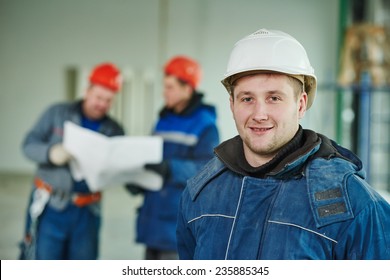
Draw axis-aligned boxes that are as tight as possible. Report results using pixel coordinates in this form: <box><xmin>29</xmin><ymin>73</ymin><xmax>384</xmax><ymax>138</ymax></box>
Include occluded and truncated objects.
<box><xmin>222</xmin><ymin>28</ymin><xmax>317</xmax><ymax>109</ymax></box>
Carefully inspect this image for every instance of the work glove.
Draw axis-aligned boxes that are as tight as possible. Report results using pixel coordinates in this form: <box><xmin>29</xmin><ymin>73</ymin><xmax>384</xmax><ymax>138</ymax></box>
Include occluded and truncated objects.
<box><xmin>145</xmin><ymin>161</ymin><xmax>170</xmax><ymax>181</ymax></box>
<box><xmin>49</xmin><ymin>143</ymin><xmax>72</xmax><ymax>166</ymax></box>
<box><xmin>125</xmin><ymin>183</ymin><xmax>145</xmax><ymax>195</ymax></box>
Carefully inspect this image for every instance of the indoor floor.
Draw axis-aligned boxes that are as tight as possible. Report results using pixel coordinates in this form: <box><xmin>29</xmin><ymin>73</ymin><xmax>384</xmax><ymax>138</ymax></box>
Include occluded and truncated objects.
<box><xmin>0</xmin><ymin>172</ymin><xmax>144</xmax><ymax>260</ymax></box>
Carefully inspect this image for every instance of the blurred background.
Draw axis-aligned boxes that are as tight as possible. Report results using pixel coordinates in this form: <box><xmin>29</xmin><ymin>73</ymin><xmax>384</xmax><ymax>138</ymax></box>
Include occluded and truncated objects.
<box><xmin>1</xmin><ymin>0</ymin><xmax>389</xmax><ymax>259</ymax></box>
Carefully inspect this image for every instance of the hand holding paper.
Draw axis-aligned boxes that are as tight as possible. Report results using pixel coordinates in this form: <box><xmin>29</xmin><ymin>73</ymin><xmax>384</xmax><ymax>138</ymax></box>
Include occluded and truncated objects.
<box><xmin>63</xmin><ymin>121</ymin><xmax>163</xmax><ymax>192</ymax></box>
<box><xmin>49</xmin><ymin>143</ymin><xmax>72</xmax><ymax>166</ymax></box>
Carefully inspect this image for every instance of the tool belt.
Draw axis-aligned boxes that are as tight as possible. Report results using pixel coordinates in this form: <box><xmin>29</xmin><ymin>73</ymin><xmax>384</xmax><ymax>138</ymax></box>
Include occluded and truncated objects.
<box><xmin>72</xmin><ymin>192</ymin><xmax>102</xmax><ymax>207</ymax></box>
<box><xmin>34</xmin><ymin>177</ymin><xmax>102</xmax><ymax>207</ymax></box>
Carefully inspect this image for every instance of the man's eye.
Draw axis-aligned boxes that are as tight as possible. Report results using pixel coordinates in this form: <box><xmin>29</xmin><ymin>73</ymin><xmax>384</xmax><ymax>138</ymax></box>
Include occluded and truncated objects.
<box><xmin>242</xmin><ymin>97</ymin><xmax>252</xmax><ymax>102</ymax></box>
<box><xmin>269</xmin><ymin>96</ymin><xmax>281</xmax><ymax>102</ymax></box>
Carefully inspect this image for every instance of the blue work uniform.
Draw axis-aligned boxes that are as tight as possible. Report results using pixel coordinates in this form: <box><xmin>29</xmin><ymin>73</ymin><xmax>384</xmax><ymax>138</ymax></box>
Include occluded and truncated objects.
<box><xmin>177</xmin><ymin>128</ymin><xmax>390</xmax><ymax>259</ymax></box>
<box><xmin>135</xmin><ymin>93</ymin><xmax>219</xmax><ymax>253</ymax></box>
<box><xmin>21</xmin><ymin>100</ymin><xmax>124</xmax><ymax>259</ymax></box>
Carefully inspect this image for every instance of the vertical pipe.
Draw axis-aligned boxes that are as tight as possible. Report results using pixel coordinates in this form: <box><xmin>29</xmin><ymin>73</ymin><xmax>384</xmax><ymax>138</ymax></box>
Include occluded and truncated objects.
<box><xmin>358</xmin><ymin>71</ymin><xmax>371</xmax><ymax>182</ymax></box>
<box><xmin>336</xmin><ymin>0</ymin><xmax>349</xmax><ymax>144</ymax></box>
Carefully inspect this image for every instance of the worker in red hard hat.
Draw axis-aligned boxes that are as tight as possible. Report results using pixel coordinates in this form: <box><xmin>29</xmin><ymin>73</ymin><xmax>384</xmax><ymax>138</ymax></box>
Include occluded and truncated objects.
<box><xmin>20</xmin><ymin>62</ymin><xmax>125</xmax><ymax>260</ymax></box>
<box><xmin>126</xmin><ymin>55</ymin><xmax>220</xmax><ymax>260</ymax></box>
<box><xmin>84</xmin><ymin>63</ymin><xmax>122</xmax><ymax>120</ymax></box>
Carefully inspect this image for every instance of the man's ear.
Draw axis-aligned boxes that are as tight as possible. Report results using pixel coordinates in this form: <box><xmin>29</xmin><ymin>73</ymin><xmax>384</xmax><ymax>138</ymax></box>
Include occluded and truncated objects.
<box><xmin>298</xmin><ymin>92</ymin><xmax>308</xmax><ymax>119</ymax></box>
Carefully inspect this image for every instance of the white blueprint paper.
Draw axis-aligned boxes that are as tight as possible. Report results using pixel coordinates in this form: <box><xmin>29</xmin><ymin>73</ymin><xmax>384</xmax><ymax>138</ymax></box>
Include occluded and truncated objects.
<box><xmin>63</xmin><ymin>121</ymin><xmax>163</xmax><ymax>192</ymax></box>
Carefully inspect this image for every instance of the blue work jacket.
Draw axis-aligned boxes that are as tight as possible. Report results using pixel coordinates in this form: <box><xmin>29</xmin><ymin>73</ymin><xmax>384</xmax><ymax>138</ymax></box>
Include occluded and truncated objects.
<box><xmin>136</xmin><ymin>94</ymin><xmax>219</xmax><ymax>251</ymax></box>
<box><xmin>177</xmin><ymin>133</ymin><xmax>390</xmax><ymax>259</ymax></box>
<box><xmin>22</xmin><ymin>100</ymin><xmax>124</xmax><ymax>210</ymax></box>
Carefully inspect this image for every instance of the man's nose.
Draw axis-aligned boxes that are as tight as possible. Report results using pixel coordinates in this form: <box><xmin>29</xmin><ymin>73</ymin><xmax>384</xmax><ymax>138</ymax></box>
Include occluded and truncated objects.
<box><xmin>252</xmin><ymin>101</ymin><xmax>269</xmax><ymax>122</ymax></box>
<box><xmin>99</xmin><ymin>100</ymin><xmax>110</xmax><ymax>110</ymax></box>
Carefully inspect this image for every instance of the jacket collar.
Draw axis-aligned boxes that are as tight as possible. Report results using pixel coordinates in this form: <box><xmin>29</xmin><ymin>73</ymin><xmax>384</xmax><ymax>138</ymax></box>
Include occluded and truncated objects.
<box><xmin>215</xmin><ymin>126</ymin><xmax>322</xmax><ymax>178</ymax></box>
<box><xmin>188</xmin><ymin>128</ymin><xmax>364</xmax><ymax>200</ymax></box>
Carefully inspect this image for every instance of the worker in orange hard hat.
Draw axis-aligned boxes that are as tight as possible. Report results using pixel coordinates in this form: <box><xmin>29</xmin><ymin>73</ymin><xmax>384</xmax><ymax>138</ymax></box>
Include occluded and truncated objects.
<box><xmin>126</xmin><ymin>55</ymin><xmax>220</xmax><ymax>260</ymax></box>
<box><xmin>164</xmin><ymin>55</ymin><xmax>201</xmax><ymax>89</ymax></box>
<box><xmin>20</xmin><ymin>62</ymin><xmax>125</xmax><ymax>260</ymax></box>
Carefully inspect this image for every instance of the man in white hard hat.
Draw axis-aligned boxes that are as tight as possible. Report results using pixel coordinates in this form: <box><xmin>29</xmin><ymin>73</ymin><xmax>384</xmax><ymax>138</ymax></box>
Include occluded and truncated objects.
<box><xmin>176</xmin><ymin>28</ymin><xmax>390</xmax><ymax>259</ymax></box>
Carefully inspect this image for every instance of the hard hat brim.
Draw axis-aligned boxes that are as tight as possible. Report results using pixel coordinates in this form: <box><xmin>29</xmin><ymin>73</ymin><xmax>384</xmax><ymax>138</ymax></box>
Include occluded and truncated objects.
<box><xmin>221</xmin><ymin>69</ymin><xmax>316</xmax><ymax>109</ymax></box>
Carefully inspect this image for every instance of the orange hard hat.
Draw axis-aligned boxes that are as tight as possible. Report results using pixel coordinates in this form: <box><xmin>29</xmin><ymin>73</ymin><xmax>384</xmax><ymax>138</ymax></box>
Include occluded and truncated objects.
<box><xmin>89</xmin><ymin>63</ymin><xmax>122</xmax><ymax>92</ymax></box>
<box><xmin>164</xmin><ymin>56</ymin><xmax>201</xmax><ymax>89</ymax></box>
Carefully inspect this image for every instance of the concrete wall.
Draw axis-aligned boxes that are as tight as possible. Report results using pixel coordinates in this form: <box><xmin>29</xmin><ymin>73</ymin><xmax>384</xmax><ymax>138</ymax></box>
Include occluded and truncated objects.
<box><xmin>0</xmin><ymin>0</ymin><xmax>340</xmax><ymax>173</ymax></box>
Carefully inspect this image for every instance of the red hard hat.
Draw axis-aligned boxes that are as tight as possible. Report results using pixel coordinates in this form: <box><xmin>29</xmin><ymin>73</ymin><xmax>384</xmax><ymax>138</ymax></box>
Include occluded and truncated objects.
<box><xmin>164</xmin><ymin>56</ymin><xmax>201</xmax><ymax>89</ymax></box>
<box><xmin>89</xmin><ymin>63</ymin><xmax>122</xmax><ymax>92</ymax></box>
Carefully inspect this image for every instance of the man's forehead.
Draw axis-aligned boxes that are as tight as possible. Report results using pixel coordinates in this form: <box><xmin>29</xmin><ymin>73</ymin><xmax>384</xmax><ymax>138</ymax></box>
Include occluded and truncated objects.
<box><xmin>233</xmin><ymin>73</ymin><xmax>296</xmax><ymax>97</ymax></box>
<box><xmin>235</xmin><ymin>72</ymin><xmax>290</xmax><ymax>87</ymax></box>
